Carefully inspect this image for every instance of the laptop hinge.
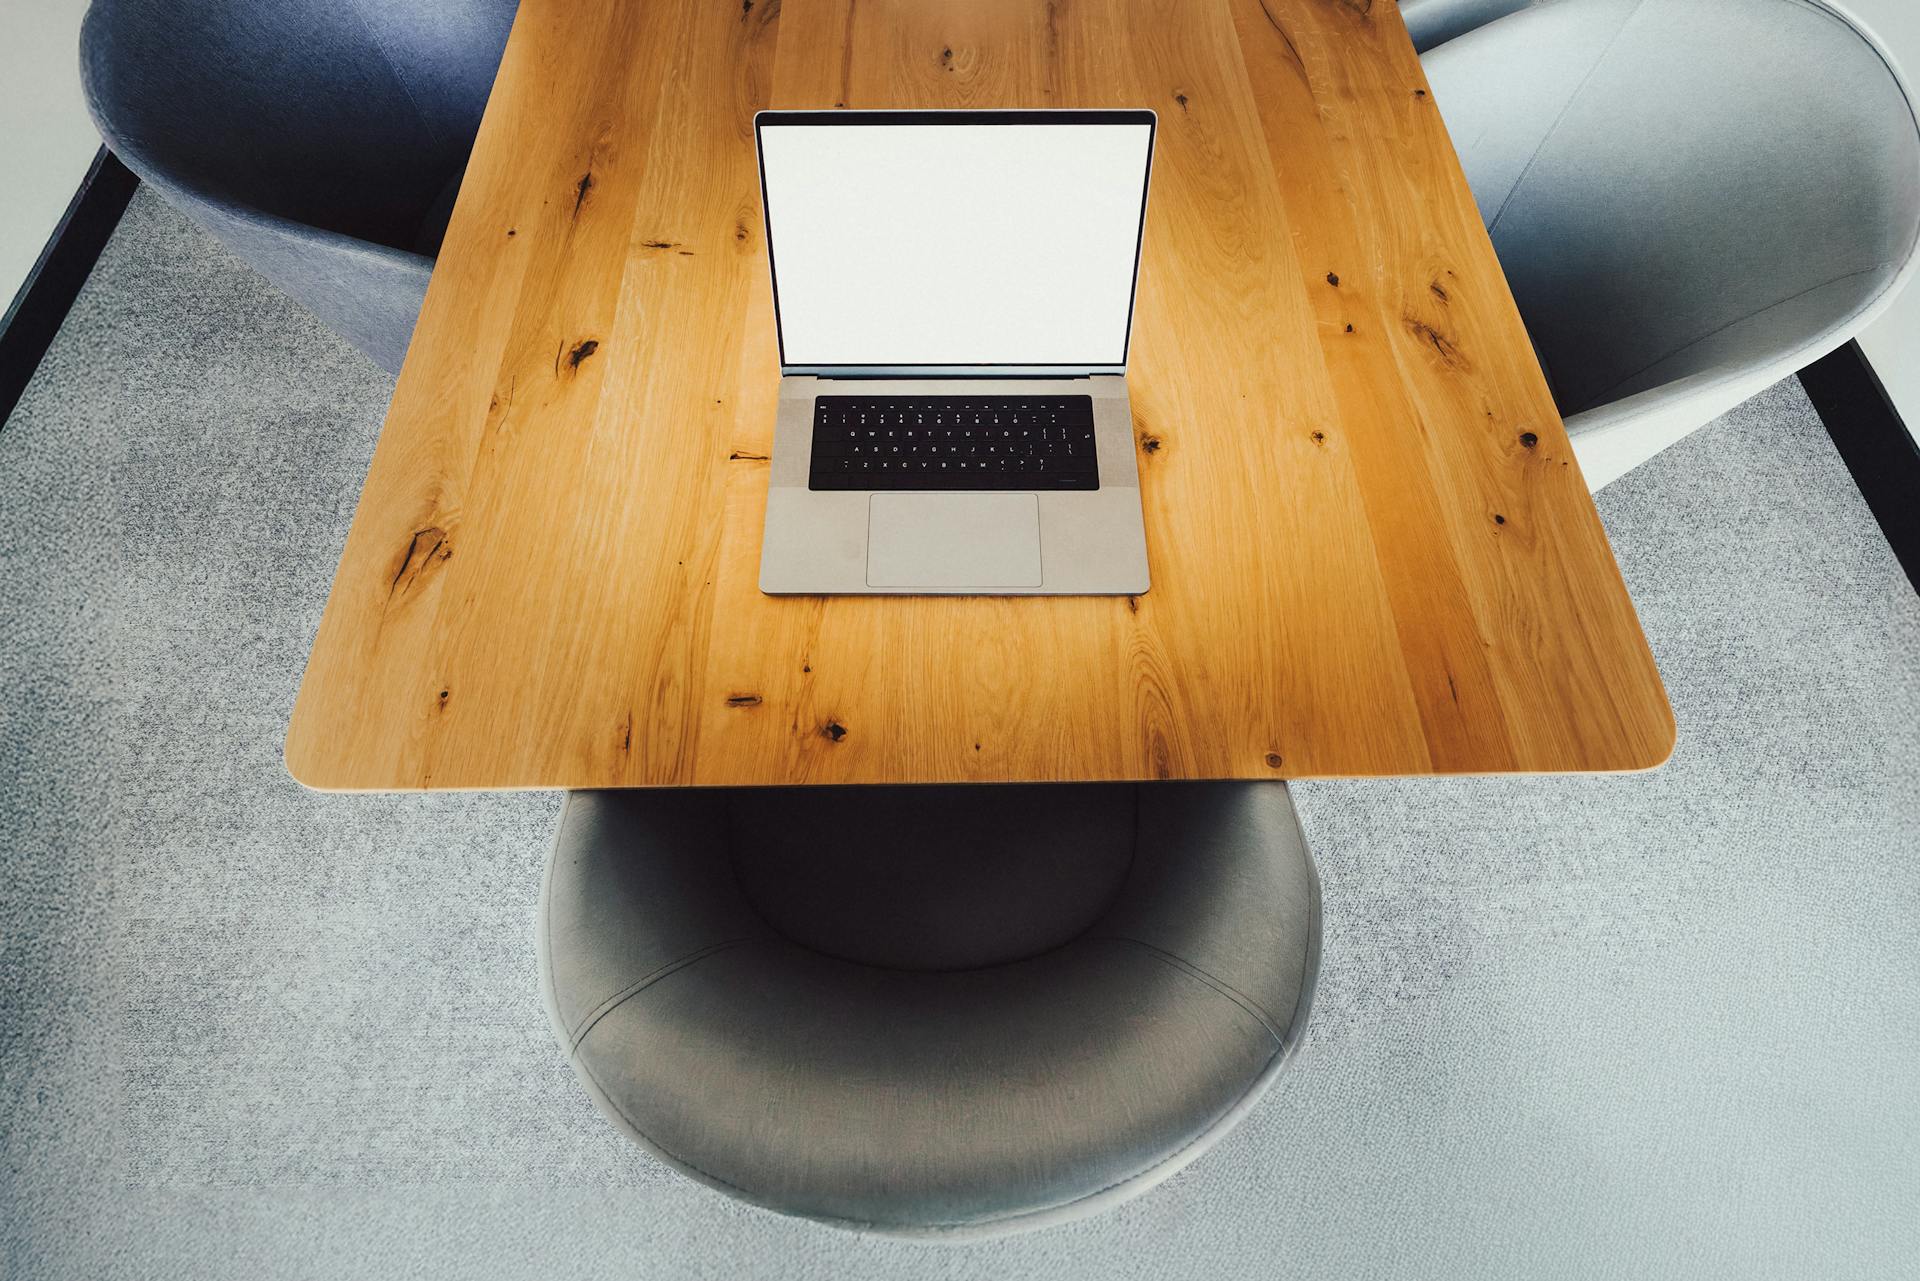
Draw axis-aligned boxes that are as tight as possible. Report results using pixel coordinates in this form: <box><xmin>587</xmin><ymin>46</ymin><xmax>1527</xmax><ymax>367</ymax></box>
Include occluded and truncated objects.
<box><xmin>782</xmin><ymin>367</ymin><xmax>1120</xmax><ymax>381</ymax></box>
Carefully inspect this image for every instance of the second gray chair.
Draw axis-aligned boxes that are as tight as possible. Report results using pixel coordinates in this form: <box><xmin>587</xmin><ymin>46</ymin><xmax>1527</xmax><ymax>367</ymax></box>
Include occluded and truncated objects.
<box><xmin>1415</xmin><ymin>0</ymin><xmax>1920</xmax><ymax>484</ymax></box>
<box><xmin>1400</xmin><ymin>0</ymin><xmax>1538</xmax><ymax>52</ymax></box>
<box><xmin>540</xmin><ymin>782</ymin><xmax>1319</xmax><ymax>1237</ymax></box>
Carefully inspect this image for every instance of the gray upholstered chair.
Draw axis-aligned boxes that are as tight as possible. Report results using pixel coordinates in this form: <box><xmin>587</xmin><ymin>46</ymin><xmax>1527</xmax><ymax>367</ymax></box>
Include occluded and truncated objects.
<box><xmin>79</xmin><ymin>0</ymin><xmax>520</xmax><ymax>374</ymax></box>
<box><xmin>1400</xmin><ymin>0</ymin><xmax>1538</xmax><ymax>52</ymax></box>
<box><xmin>1413</xmin><ymin>0</ymin><xmax>1920</xmax><ymax>487</ymax></box>
<box><xmin>539</xmin><ymin>782</ymin><xmax>1319</xmax><ymax>1237</ymax></box>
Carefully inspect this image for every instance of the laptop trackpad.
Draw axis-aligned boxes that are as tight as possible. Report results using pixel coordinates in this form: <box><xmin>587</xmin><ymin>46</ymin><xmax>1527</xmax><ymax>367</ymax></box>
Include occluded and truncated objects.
<box><xmin>866</xmin><ymin>493</ymin><xmax>1043</xmax><ymax>588</ymax></box>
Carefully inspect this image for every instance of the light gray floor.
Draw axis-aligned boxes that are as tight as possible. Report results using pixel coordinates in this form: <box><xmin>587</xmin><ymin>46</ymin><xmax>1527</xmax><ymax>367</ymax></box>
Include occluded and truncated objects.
<box><xmin>3</xmin><ymin>190</ymin><xmax>1917</xmax><ymax>1279</ymax></box>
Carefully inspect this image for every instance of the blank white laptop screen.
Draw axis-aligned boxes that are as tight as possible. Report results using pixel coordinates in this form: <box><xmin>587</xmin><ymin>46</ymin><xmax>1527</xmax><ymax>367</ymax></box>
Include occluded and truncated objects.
<box><xmin>756</xmin><ymin>113</ymin><xmax>1155</xmax><ymax>369</ymax></box>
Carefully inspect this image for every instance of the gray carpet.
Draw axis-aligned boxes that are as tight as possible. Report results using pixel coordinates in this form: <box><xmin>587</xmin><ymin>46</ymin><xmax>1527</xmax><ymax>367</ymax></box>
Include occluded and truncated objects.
<box><xmin>3</xmin><ymin>189</ymin><xmax>1917</xmax><ymax>1279</ymax></box>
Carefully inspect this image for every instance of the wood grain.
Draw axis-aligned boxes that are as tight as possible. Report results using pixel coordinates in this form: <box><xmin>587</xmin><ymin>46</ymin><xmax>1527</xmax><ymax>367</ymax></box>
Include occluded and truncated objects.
<box><xmin>284</xmin><ymin>0</ymin><xmax>1675</xmax><ymax>790</ymax></box>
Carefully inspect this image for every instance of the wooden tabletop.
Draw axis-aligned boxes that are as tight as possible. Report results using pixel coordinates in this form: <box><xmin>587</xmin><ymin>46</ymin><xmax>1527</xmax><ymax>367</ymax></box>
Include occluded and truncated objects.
<box><xmin>285</xmin><ymin>0</ymin><xmax>1675</xmax><ymax>791</ymax></box>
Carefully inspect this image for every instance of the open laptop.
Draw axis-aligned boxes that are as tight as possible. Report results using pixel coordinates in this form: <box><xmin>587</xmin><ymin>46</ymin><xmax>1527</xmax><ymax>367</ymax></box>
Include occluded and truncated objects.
<box><xmin>754</xmin><ymin>109</ymin><xmax>1156</xmax><ymax>595</ymax></box>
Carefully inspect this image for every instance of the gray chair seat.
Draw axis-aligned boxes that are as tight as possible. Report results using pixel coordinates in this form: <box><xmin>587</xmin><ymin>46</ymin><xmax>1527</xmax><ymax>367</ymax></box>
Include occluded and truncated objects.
<box><xmin>540</xmin><ymin>782</ymin><xmax>1319</xmax><ymax>1237</ymax></box>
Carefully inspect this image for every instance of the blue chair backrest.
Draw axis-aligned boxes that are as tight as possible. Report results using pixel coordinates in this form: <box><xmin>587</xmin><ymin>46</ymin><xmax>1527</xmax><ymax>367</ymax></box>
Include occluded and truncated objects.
<box><xmin>81</xmin><ymin>0</ymin><xmax>521</xmax><ymax>251</ymax></box>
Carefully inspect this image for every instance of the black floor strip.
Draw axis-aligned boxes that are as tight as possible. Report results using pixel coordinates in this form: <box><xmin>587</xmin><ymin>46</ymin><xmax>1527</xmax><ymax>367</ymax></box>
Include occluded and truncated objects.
<box><xmin>0</xmin><ymin>148</ymin><xmax>140</xmax><ymax>432</ymax></box>
<box><xmin>1801</xmin><ymin>341</ymin><xmax>1920</xmax><ymax>595</ymax></box>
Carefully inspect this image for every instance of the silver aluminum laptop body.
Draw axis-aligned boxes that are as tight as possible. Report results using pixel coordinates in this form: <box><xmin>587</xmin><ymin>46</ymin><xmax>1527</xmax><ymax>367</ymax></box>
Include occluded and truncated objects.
<box><xmin>754</xmin><ymin>109</ymin><xmax>1156</xmax><ymax>595</ymax></box>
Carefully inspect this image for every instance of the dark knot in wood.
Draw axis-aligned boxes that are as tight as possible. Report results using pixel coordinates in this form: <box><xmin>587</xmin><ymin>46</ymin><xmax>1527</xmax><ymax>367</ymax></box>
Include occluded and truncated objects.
<box><xmin>1404</xmin><ymin>315</ymin><xmax>1468</xmax><ymax>370</ymax></box>
<box><xmin>389</xmin><ymin>526</ymin><xmax>451</xmax><ymax>600</ymax></box>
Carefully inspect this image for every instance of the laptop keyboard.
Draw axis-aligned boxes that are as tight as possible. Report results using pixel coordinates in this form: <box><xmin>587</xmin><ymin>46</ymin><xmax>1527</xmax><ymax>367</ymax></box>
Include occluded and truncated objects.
<box><xmin>808</xmin><ymin>395</ymin><xmax>1100</xmax><ymax>491</ymax></box>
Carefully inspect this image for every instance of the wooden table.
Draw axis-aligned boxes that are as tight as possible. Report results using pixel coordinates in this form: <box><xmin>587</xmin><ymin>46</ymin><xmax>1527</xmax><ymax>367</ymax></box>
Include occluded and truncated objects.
<box><xmin>285</xmin><ymin>0</ymin><xmax>1675</xmax><ymax>791</ymax></box>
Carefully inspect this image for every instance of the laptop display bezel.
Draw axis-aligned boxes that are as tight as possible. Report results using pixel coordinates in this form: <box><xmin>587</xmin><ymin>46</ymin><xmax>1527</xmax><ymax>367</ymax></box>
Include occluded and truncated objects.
<box><xmin>755</xmin><ymin>108</ymin><xmax>1158</xmax><ymax>378</ymax></box>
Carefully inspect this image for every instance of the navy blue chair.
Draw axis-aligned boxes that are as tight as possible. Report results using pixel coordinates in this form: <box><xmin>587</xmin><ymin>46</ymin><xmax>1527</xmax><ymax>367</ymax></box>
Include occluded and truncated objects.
<box><xmin>80</xmin><ymin>0</ymin><xmax>521</xmax><ymax>374</ymax></box>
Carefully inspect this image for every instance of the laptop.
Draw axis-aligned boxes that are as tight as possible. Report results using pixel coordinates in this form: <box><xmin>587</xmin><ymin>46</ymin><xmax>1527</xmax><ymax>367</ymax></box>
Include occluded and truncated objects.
<box><xmin>754</xmin><ymin>109</ymin><xmax>1157</xmax><ymax>595</ymax></box>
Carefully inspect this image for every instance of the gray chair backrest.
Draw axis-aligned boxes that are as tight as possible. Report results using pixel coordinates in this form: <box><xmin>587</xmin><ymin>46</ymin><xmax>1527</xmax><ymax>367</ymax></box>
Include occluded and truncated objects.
<box><xmin>1400</xmin><ymin>0</ymin><xmax>1540</xmax><ymax>52</ymax></box>
<box><xmin>1424</xmin><ymin>0</ymin><xmax>1920</xmax><ymax>419</ymax></box>
<box><xmin>80</xmin><ymin>0</ymin><xmax>520</xmax><ymax>253</ymax></box>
